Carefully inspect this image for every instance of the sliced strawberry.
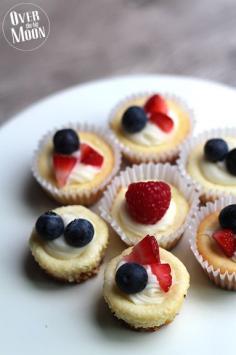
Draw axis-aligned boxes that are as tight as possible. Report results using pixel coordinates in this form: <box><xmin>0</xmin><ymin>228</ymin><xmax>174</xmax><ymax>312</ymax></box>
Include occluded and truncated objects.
<box><xmin>150</xmin><ymin>112</ymin><xmax>174</xmax><ymax>133</ymax></box>
<box><xmin>212</xmin><ymin>229</ymin><xmax>236</xmax><ymax>257</ymax></box>
<box><xmin>144</xmin><ymin>94</ymin><xmax>168</xmax><ymax>115</ymax></box>
<box><xmin>80</xmin><ymin>143</ymin><xmax>104</xmax><ymax>167</ymax></box>
<box><xmin>53</xmin><ymin>154</ymin><xmax>77</xmax><ymax>187</ymax></box>
<box><xmin>124</xmin><ymin>235</ymin><xmax>160</xmax><ymax>265</ymax></box>
<box><xmin>151</xmin><ymin>263</ymin><xmax>172</xmax><ymax>292</ymax></box>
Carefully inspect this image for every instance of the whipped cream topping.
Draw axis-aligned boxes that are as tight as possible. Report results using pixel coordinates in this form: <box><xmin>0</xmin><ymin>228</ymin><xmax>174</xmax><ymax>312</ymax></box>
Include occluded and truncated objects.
<box><xmin>68</xmin><ymin>163</ymin><xmax>100</xmax><ymax>184</ymax></box>
<box><xmin>117</xmin><ymin>261</ymin><xmax>173</xmax><ymax>305</ymax></box>
<box><xmin>124</xmin><ymin>110</ymin><xmax>178</xmax><ymax>146</ymax></box>
<box><xmin>200</xmin><ymin>137</ymin><xmax>236</xmax><ymax>186</ymax></box>
<box><xmin>43</xmin><ymin>213</ymin><xmax>94</xmax><ymax>260</ymax></box>
<box><xmin>118</xmin><ymin>198</ymin><xmax>176</xmax><ymax>238</ymax></box>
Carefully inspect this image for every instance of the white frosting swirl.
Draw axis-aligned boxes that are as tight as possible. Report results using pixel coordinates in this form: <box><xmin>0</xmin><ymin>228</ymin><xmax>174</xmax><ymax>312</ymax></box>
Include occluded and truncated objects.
<box><xmin>124</xmin><ymin>110</ymin><xmax>177</xmax><ymax>146</ymax></box>
<box><xmin>43</xmin><ymin>213</ymin><xmax>93</xmax><ymax>260</ymax></box>
<box><xmin>200</xmin><ymin>137</ymin><xmax>236</xmax><ymax>186</ymax></box>
<box><xmin>68</xmin><ymin>163</ymin><xmax>100</xmax><ymax>184</ymax></box>
<box><xmin>118</xmin><ymin>199</ymin><xmax>176</xmax><ymax>238</ymax></box>
<box><xmin>117</xmin><ymin>262</ymin><xmax>173</xmax><ymax>305</ymax></box>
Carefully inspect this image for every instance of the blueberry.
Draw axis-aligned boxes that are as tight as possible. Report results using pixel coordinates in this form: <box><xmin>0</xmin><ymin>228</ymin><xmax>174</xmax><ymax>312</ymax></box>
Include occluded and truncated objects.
<box><xmin>64</xmin><ymin>219</ymin><xmax>94</xmax><ymax>247</ymax></box>
<box><xmin>53</xmin><ymin>128</ymin><xmax>79</xmax><ymax>154</ymax></box>
<box><xmin>204</xmin><ymin>138</ymin><xmax>228</xmax><ymax>162</ymax></box>
<box><xmin>36</xmin><ymin>211</ymin><xmax>64</xmax><ymax>241</ymax></box>
<box><xmin>219</xmin><ymin>204</ymin><xmax>236</xmax><ymax>232</ymax></box>
<box><xmin>115</xmin><ymin>262</ymin><xmax>148</xmax><ymax>294</ymax></box>
<box><xmin>122</xmin><ymin>106</ymin><xmax>147</xmax><ymax>133</ymax></box>
<box><xmin>226</xmin><ymin>149</ymin><xmax>236</xmax><ymax>175</ymax></box>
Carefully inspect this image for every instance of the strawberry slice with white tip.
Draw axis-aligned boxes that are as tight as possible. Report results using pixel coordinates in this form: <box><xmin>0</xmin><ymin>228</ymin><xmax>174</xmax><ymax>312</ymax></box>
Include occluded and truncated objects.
<box><xmin>53</xmin><ymin>154</ymin><xmax>77</xmax><ymax>187</ymax></box>
<box><xmin>124</xmin><ymin>235</ymin><xmax>160</xmax><ymax>265</ymax></box>
<box><xmin>80</xmin><ymin>143</ymin><xmax>104</xmax><ymax>167</ymax></box>
<box><xmin>150</xmin><ymin>112</ymin><xmax>174</xmax><ymax>133</ymax></box>
<box><xmin>151</xmin><ymin>263</ymin><xmax>172</xmax><ymax>292</ymax></box>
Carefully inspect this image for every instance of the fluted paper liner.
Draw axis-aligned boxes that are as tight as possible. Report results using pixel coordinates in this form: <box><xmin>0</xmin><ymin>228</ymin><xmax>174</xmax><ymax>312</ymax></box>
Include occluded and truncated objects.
<box><xmin>99</xmin><ymin>163</ymin><xmax>199</xmax><ymax>249</ymax></box>
<box><xmin>32</xmin><ymin>123</ymin><xmax>122</xmax><ymax>206</ymax></box>
<box><xmin>177</xmin><ymin>127</ymin><xmax>236</xmax><ymax>202</ymax></box>
<box><xmin>109</xmin><ymin>92</ymin><xmax>195</xmax><ymax>163</ymax></box>
<box><xmin>186</xmin><ymin>194</ymin><xmax>236</xmax><ymax>290</ymax></box>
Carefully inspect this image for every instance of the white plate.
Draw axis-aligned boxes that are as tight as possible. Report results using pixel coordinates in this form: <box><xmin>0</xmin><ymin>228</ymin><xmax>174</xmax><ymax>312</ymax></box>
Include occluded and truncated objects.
<box><xmin>1</xmin><ymin>75</ymin><xmax>236</xmax><ymax>355</ymax></box>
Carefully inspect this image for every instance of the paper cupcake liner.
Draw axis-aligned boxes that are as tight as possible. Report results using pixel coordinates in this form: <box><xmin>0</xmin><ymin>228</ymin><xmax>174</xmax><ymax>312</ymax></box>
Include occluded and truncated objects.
<box><xmin>185</xmin><ymin>194</ymin><xmax>236</xmax><ymax>290</ymax></box>
<box><xmin>177</xmin><ymin>127</ymin><xmax>236</xmax><ymax>203</ymax></box>
<box><xmin>99</xmin><ymin>162</ymin><xmax>199</xmax><ymax>249</ymax></box>
<box><xmin>108</xmin><ymin>92</ymin><xmax>195</xmax><ymax>164</ymax></box>
<box><xmin>32</xmin><ymin>123</ymin><xmax>122</xmax><ymax>206</ymax></box>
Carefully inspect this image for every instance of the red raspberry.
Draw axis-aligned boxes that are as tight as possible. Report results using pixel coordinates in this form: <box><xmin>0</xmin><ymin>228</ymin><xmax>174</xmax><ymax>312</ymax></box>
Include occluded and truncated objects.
<box><xmin>144</xmin><ymin>94</ymin><xmax>168</xmax><ymax>115</ymax></box>
<box><xmin>125</xmin><ymin>181</ymin><xmax>171</xmax><ymax>224</ymax></box>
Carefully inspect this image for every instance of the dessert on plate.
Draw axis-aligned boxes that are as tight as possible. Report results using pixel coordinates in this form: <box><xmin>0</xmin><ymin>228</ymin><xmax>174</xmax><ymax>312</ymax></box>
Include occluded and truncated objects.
<box><xmin>187</xmin><ymin>195</ymin><xmax>236</xmax><ymax>290</ymax></box>
<box><xmin>32</xmin><ymin>124</ymin><xmax>121</xmax><ymax>205</ymax></box>
<box><xmin>178</xmin><ymin>128</ymin><xmax>236</xmax><ymax>203</ymax></box>
<box><xmin>100</xmin><ymin>163</ymin><xmax>199</xmax><ymax>249</ymax></box>
<box><xmin>103</xmin><ymin>235</ymin><xmax>190</xmax><ymax>331</ymax></box>
<box><xmin>29</xmin><ymin>205</ymin><xmax>109</xmax><ymax>282</ymax></box>
<box><xmin>109</xmin><ymin>92</ymin><xmax>194</xmax><ymax>163</ymax></box>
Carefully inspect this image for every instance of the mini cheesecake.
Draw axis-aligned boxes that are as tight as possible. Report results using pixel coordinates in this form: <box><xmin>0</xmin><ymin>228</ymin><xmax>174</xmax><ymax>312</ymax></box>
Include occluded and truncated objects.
<box><xmin>32</xmin><ymin>125</ymin><xmax>121</xmax><ymax>205</ymax></box>
<box><xmin>100</xmin><ymin>163</ymin><xmax>198</xmax><ymax>250</ymax></box>
<box><xmin>178</xmin><ymin>129</ymin><xmax>236</xmax><ymax>202</ymax></box>
<box><xmin>196</xmin><ymin>206</ymin><xmax>236</xmax><ymax>274</ymax></box>
<box><xmin>29</xmin><ymin>205</ymin><xmax>109</xmax><ymax>282</ymax></box>
<box><xmin>109</xmin><ymin>93</ymin><xmax>193</xmax><ymax>163</ymax></box>
<box><xmin>103</xmin><ymin>236</ymin><xmax>190</xmax><ymax>330</ymax></box>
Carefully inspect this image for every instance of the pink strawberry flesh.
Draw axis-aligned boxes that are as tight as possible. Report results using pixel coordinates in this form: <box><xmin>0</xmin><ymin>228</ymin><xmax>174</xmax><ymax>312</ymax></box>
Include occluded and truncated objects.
<box><xmin>80</xmin><ymin>143</ymin><xmax>104</xmax><ymax>167</ymax></box>
<box><xmin>150</xmin><ymin>112</ymin><xmax>174</xmax><ymax>133</ymax></box>
<box><xmin>124</xmin><ymin>235</ymin><xmax>160</xmax><ymax>265</ymax></box>
<box><xmin>53</xmin><ymin>154</ymin><xmax>77</xmax><ymax>187</ymax></box>
<box><xmin>212</xmin><ymin>229</ymin><xmax>235</xmax><ymax>257</ymax></box>
<box><xmin>151</xmin><ymin>263</ymin><xmax>172</xmax><ymax>292</ymax></box>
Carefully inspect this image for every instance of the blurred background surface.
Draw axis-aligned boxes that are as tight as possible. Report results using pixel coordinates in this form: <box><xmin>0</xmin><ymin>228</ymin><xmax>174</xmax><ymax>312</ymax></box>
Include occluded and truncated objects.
<box><xmin>1</xmin><ymin>0</ymin><xmax>236</xmax><ymax>124</ymax></box>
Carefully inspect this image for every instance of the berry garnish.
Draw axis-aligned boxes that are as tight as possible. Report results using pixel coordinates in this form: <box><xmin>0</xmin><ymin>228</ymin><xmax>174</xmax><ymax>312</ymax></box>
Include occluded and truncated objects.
<box><xmin>53</xmin><ymin>154</ymin><xmax>77</xmax><ymax>187</ymax></box>
<box><xmin>53</xmin><ymin>129</ymin><xmax>80</xmax><ymax>155</ymax></box>
<box><xmin>151</xmin><ymin>263</ymin><xmax>172</xmax><ymax>292</ymax></box>
<box><xmin>80</xmin><ymin>143</ymin><xmax>104</xmax><ymax>167</ymax></box>
<box><xmin>124</xmin><ymin>236</ymin><xmax>172</xmax><ymax>293</ymax></box>
<box><xmin>124</xmin><ymin>235</ymin><xmax>160</xmax><ymax>265</ymax></box>
<box><xmin>226</xmin><ymin>148</ymin><xmax>236</xmax><ymax>175</ymax></box>
<box><xmin>122</xmin><ymin>106</ymin><xmax>147</xmax><ymax>133</ymax></box>
<box><xmin>64</xmin><ymin>218</ymin><xmax>94</xmax><ymax>247</ymax></box>
<box><xmin>204</xmin><ymin>138</ymin><xmax>228</xmax><ymax>162</ymax></box>
<box><xmin>125</xmin><ymin>181</ymin><xmax>171</xmax><ymax>224</ymax></box>
<box><xmin>115</xmin><ymin>262</ymin><xmax>148</xmax><ymax>294</ymax></box>
<box><xmin>219</xmin><ymin>204</ymin><xmax>236</xmax><ymax>232</ymax></box>
<box><xmin>144</xmin><ymin>94</ymin><xmax>168</xmax><ymax>115</ymax></box>
<box><xmin>36</xmin><ymin>211</ymin><xmax>64</xmax><ymax>241</ymax></box>
<box><xmin>150</xmin><ymin>112</ymin><xmax>174</xmax><ymax>133</ymax></box>
<box><xmin>212</xmin><ymin>229</ymin><xmax>235</xmax><ymax>257</ymax></box>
